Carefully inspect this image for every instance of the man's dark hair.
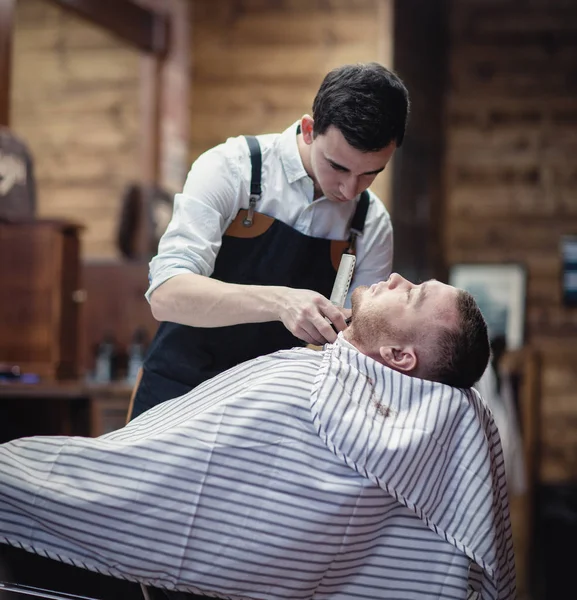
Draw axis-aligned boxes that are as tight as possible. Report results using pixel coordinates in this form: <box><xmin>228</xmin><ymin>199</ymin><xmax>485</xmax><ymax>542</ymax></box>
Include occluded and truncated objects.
<box><xmin>428</xmin><ymin>291</ymin><xmax>490</xmax><ymax>389</ymax></box>
<box><xmin>312</xmin><ymin>62</ymin><xmax>410</xmax><ymax>152</ymax></box>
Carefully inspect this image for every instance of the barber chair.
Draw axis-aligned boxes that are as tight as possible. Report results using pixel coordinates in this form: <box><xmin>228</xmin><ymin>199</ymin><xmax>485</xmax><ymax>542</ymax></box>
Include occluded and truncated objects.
<box><xmin>126</xmin><ymin>368</ymin><xmax>142</xmax><ymax>424</ymax></box>
<box><xmin>0</xmin><ymin>545</ymin><xmax>145</xmax><ymax>600</ymax></box>
<box><xmin>0</xmin><ymin>580</ymin><xmax>132</xmax><ymax>599</ymax></box>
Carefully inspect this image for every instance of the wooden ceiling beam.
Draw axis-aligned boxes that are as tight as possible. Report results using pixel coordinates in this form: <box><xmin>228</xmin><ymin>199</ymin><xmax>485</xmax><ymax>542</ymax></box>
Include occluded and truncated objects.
<box><xmin>48</xmin><ymin>0</ymin><xmax>169</xmax><ymax>56</ymax></box>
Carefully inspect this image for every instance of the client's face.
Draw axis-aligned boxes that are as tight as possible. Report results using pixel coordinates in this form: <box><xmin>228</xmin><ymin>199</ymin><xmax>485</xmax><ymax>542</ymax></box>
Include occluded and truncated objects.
<box><xmin>349</xmin><ymin>274</ymin><xmax>459</xmax><ymax>350</ymax></box>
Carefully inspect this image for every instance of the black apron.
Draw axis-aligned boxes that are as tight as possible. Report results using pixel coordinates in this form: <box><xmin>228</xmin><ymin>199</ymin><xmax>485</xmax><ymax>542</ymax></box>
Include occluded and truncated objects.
<box><xmin>131</xmin><ymin>136</ymin><xmax>369</xmax><ymax>420</ymax></box>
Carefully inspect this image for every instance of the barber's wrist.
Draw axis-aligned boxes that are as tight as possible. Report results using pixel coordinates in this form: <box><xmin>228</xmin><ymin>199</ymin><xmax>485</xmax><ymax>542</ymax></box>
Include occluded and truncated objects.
<box><xmin>250</xmin><ymin>284</ymin><xmax>286</xmax><ymax>323</ymax></box>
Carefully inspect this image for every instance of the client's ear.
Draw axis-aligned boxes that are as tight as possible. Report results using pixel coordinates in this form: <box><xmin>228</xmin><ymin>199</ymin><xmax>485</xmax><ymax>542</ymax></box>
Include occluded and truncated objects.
<box><xmin>379</xmin><ymin>346</ymin><xmax>417</xmax><ymax>374</ymax></box>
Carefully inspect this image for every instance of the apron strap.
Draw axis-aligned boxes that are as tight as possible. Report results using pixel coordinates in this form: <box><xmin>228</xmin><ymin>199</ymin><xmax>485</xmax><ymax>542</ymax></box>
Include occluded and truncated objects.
<box><xmin>346</xmin><ymin>190</ymin><xmax>370</xmax><ymax>254</ymax></box>
<box><xmin>242</xmin><ymin>135</ymin><xmax>262</xmax><ymax>227</ymax></box>
<box><xmin>242</xmin><ymin>131</ymin><xmax>370</xmax><ymax>253</ymax></box>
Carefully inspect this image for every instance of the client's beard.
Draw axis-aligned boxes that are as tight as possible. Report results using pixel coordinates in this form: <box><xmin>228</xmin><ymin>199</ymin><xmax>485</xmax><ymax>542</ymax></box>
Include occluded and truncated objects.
<box><xmin>343</xmin><ymin>286</ymin><xmax>367</xmax><ymax>333</ymax></box>
<box><xmin>348</xmin><ymin>285</ymin><xmax>368</xmax><ymax>321</ymax></box>
<box><xmin>347</xmin><ymin>286</ymin><xmax>404</xmax><ymax>348</ymax></box>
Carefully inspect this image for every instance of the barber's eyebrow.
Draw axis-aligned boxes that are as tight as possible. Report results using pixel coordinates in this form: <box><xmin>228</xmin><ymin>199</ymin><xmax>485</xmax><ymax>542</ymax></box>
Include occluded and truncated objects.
<box><xmin>326</xmin><ymin>156</ymin><xmax>385</xmax><ymax>176</ymax></box>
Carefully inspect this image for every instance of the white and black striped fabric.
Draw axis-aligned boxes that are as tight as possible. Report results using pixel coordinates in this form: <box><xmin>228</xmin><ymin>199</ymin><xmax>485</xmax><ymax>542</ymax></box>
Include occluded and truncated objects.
<box><xmin>0</xmin><ymin>340</ymin><xmax>515</xmax><ymax>600</ymax></box>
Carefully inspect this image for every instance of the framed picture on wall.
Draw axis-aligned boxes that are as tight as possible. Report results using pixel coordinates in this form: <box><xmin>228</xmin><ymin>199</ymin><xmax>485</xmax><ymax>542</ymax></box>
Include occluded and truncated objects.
<box><xmin>561</xmin><ymin>235</ymin><xmax>577</xmax><ymax>306</ymax></box>
<box><xmin>449</xmin><ymin>263</ymin><xmax>527</xmax><ymax>350</ymax></box>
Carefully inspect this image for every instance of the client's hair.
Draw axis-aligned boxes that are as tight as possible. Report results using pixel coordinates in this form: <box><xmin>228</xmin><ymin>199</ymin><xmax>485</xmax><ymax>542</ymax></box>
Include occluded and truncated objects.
<box><xmin>427</xmin><ymin>290</ymin><xmax>490</xmax><ymax>388</ymax></box>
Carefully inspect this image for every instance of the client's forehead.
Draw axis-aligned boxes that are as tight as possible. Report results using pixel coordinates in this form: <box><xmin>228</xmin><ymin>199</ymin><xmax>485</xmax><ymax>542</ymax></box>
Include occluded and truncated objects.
<box><xmin>420</xmin><ymin>281</ymin><xmax>458</xmax><ymax>322</ymax></box>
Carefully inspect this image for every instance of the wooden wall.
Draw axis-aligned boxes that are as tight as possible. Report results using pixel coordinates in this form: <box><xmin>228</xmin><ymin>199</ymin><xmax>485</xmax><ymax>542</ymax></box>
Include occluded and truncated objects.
<box><xmin>445</xmin><ymin>0</ymin><xmax>577</xmax><ymax>482</ymax></box>
<box><xmin>10</xmin><ymin>0</ymin><xmax>394</xmax><ymax>258</ymax></box>
<box><xmin>189</xmin><ymin>0</ymin><xmax>394</xmax><ymax>207</ymax></box>
<box><xmin>391</xmin><ymin>0</ymin><xmax>447</xmax><ymax>283</ymax></box>
<box><xmin>10</xmin><ymin>0</ymin><xmax>141</xmax><ymax>258</ymax></box>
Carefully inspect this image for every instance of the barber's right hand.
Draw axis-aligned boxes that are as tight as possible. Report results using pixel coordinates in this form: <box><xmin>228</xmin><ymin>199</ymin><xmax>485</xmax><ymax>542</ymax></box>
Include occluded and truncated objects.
<box><xmin>276</xmin><ymin>288</ymin><xmax>349</xmax><ymax>345</ymax></box>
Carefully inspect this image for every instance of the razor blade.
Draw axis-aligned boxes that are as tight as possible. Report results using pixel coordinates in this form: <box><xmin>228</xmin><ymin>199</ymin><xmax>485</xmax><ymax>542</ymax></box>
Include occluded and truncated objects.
<box><xmin>330</xmin><ymin>253</ymin><xmax>356</xmax><ymax>308</ymax></box>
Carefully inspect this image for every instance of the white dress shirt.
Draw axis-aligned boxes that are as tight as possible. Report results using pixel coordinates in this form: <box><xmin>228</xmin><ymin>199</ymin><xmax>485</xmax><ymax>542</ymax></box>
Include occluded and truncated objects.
<box><xmin>0</xmin><ymin>339</ymin><xmax>515</xmax><ymax>600</ymax></box>
<box><xmin>146</xmin><ymin>123</ymin><xmax>393</xmax><ymax>307</ymax></box>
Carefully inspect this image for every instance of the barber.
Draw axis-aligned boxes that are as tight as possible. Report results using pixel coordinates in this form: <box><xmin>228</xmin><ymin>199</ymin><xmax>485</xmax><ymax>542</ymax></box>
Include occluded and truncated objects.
<box><xmin>130</xmin><ymin>62</ymin><xmax>410</xmax><ymax>419</ymax></box>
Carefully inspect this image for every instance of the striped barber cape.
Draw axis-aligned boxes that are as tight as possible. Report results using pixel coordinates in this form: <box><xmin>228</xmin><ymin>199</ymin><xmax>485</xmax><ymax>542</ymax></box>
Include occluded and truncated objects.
<box><xmin>0</xmin><ymin>339</ymin><xmax>515</xmax><ymax>600</ymax></box>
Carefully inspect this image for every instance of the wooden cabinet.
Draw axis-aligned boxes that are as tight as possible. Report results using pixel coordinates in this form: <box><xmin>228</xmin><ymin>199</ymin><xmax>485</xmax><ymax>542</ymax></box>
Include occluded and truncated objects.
<box><xmin>0</xmin><ymin>220</ymin><xmax>83</xmax><ymax>380</ymax></box>
<box><xmin>0</xmin><ymin>382</ymin><xmax>132</xmax><ymax>442</ymax></box>
<box><xmin>89</xmin><ymin>384</ymin><xmax>133</xmax><ymax>437</ymax></box>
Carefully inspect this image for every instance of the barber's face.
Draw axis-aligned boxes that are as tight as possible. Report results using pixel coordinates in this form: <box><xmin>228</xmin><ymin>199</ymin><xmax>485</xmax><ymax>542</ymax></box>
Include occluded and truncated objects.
<box><xmin>302</xmin><ymin>119</ymin><xmax>395</xmax><ymax>202</ymax></box>
<box><xmin>350</xmin><ymin>274</ymin><xmax>459</xmax><ymax>349</ymax></box>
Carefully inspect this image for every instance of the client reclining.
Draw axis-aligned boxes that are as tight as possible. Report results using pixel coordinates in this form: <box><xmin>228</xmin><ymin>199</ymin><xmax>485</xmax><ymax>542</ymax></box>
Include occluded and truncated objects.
<box><xmin>0</xmin><ymin>274</ymin><xmax>516</xmax><ymax>600</ymax></box>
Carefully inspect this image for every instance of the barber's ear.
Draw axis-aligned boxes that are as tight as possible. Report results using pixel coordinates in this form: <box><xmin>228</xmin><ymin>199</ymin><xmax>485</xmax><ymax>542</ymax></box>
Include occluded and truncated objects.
<box><xmin>301</xmin><ymin>115</ymin><xmax>315</xmax><ymax>145</ymax></box>
<box><xmin>379</xmin><ymin>346</ymin><xmax>417</xmax><ymax>373</ymax></box>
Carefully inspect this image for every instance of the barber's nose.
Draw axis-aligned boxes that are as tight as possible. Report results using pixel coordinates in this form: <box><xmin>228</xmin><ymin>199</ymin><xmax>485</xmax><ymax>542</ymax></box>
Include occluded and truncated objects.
<box><xmin>340</xmin><ymin>175</ymin><xmax>360</xmax><ymax>200</ymax></box>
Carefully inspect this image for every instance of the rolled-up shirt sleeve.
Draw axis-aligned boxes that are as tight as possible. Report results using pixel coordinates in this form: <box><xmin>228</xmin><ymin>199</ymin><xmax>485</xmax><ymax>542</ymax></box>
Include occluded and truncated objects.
<box><xmin>145</xmin><ymin>142</ymin><xmax>245</xmax><ymax>302</ymax></box>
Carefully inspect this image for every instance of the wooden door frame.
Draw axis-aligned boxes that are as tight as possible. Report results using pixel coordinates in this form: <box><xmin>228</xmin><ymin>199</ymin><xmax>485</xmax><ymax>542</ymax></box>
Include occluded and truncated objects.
<box><xmin>392</xmin><ymin>0</ymin><xmax>449</xmax><ymax>282</ymax></box>
<box><xmin>0</xmin><ymin>0</ymin><xmax>15</xmax><ymax>127</ymax></box>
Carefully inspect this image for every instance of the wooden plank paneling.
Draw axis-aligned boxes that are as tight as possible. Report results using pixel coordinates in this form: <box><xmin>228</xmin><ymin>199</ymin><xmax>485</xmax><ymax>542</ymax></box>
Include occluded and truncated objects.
<box><xmin>446</xmin><ymin>0</ymin><xmax>577</xmax><ymax>338</ymax></box>
<box><xmin>10</xmin><ymin>0</ymin><xmax>140</xmax><ymax>258</ymax></box>
<box><xmin>11</xmin><ymin>0</ymin><xmax>389</xmax><ymax>257</ymax></box>
<box><xmin>539</xmin><ymin>351</ymin><xmax>577</xmax><ymax>482</ymax></box>
<box><xmin>445</xmin><ymin>0</ymin><xmax>577</xmax><ymax>483</ymax></box>
<box><xmin>189</xmin><ymin>0</ymin><xmax>393</xmax><ymax>208</ymax></box>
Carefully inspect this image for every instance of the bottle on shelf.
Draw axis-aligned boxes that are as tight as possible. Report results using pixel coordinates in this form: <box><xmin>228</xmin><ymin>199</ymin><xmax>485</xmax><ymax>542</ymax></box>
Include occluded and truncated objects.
<box><xmin>92</xmin><ymin>333</ymin><xmax>117</xmax><ymax>383</ymax></box>
<box><xmin>126</xmin><ymin>326</ymin><xmax>148</xmax><ymax>385</ymax></box>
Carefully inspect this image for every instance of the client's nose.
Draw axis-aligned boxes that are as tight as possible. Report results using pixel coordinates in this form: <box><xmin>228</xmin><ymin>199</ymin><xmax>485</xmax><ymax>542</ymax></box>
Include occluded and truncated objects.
<box><xmin>387</xmin><ymin>272</ymin><xmax>404</xmax><ymax>289</ymax></box>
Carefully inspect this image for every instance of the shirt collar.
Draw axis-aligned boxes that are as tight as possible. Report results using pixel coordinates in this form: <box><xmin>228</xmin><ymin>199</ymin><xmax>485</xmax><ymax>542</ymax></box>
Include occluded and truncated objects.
<box><xmin>279</xmin><ymin>121</ymin><xmax>310</xmax><ymax>184</ymax></box>
<box><xmin>334</xmin><ymin>331</ymin><xmax>360</xmax><ymax>353</ymax></box>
